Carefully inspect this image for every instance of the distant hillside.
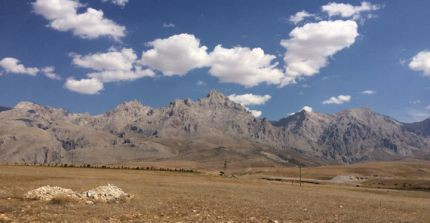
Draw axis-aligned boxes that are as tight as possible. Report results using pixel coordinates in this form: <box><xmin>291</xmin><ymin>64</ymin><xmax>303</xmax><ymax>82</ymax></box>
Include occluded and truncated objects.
<box><xmin>0</xmin><ymin>91</ymin><xmax>429</xmax><ymax>167</ymax></box>
<box><xmin>0</xmin><ymin>106</ymin><xmax>11</xmax><ymax>112</ymax></box>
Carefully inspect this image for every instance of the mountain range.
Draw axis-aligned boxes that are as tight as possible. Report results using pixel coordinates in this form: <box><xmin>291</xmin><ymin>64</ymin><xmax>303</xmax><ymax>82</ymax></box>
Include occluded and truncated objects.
<box><xmin>0</xmin><ymin>91</ymin><xmax>429</xmax><ymax>168</ymax></box>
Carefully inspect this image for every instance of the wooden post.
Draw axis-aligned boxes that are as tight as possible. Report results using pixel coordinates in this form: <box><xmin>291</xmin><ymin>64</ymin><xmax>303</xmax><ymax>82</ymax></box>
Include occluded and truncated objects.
<box><xmin>299</xmin><ymin>164</ymin><xmax>302</xmax><ymax>187</ymax></box>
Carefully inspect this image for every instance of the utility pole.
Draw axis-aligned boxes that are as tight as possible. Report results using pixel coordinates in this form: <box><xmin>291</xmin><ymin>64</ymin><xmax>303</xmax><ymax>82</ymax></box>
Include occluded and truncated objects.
<box><xmin>71</xmin><ymin>150</ymin><xmax>74</xmax><ymax>166</ymax></box>
<box><xmin>299</xmin><ymin>164</ymin><xmax>302</xmax><ymax>187</ymax></box>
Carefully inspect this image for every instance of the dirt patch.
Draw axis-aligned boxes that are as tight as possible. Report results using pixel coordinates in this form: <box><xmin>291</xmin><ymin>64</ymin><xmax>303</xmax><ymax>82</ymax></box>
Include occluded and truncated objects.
<box><xmin>329</xmin><ymin>175</ymin><xmax>367</xmax><ymax>184</ymax></box>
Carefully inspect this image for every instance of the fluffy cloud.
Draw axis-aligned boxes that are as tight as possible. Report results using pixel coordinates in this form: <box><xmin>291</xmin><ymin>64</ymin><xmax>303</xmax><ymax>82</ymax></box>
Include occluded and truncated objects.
<box><xmin>142</xmin><ymin>34</ymin><xmax>209</xmax><ymax>76</ymax></box>
<box><xmin>227</xmin><ymin>93</ymin><xmax>271</xmax><ymax>118</ymax></box>
<box><xmin>361</xmin><ymin>90</ymin><xmax>376</xmax><ymax>95</ymax></box>
<box><xmin>322</xmin><ymin>95</ymin><xmax>351</xmax><ymax>104</ymax></box>
<box><xmin>65</xmin><ymin>78</ymin><xmax>104</xmax><ymax>94</ymax></box>
<box><xmin>302</xmin><ymin>106</ymin><xmax>313</xmax><ymax>112</ymax></box>
<box><xmin>141</xmin><ymin>34</ymin><xmax>284</xmax><ymax>87</ymax></box>
<box><xmin>322</xmin><ymin>1</ymin><xmax>380</xmax><ymax>20</ymax></box>
<box><xmin>66</xmin><ymin>48</ymin><xmax>153</xmax><ymax>94</ymax></box>
<box><xmin>101</xmin><ymin>0</ymin><xmax>128</xmax><ymax>7</ymax></box>
<box><xmin>249</xmin><ymin>109</ymin><xmax>262</xmax><ymax>118</ymax></box>
<box><xmin>409</xmin><ymin>51</ymin><xmax>430</xmax><ymax>76</ymax></box>
<box><xmin>87</xmin><ymin>68</ymin><xmax>154</xmax><ymax>82</ymax></box>
<box><xmin>0</xmin><ymin>57</ymin><xmax>39</xmax><ymax>75</ymax></box>
<box><xmin>72</xmin><ymin>48</ymin><xmax>154</xmax><ymax>82</ymax></box>
<box><xmin>280</xmin><ymin>20</ymin><xmax>358</xmax><ymax>86</ymax></box>
<box><xmin>289</xmin><ymin>11</ymin><xmax>314</xmax><ymax>24</ymax></box>
<box><xmin>41</xmin><ymin>66</ymin><xmax>61</xmax><ymax>80</ymax></box>
<box><xmin>208</xmin><ymin>45</ymin><xmax>284</xmax><ymax>87</ymax></box>
<box><xmin>228</xmin><ymin>93</ymin><xmax>271</xmax><ymax>106</ymax></box>
<box><xmin>142</xmin><ymin>25</ymin><xmax>358</xmax><ymax>88</ymax></box>
<box><xmin>33</xmin><ymin>0</ymin><xmax>125</xmax><ymax>40</ymax></box>
<box><xmin>72</xmin><ymin>48</ymin><xmax>137</xmax><ymax>71</ymax></box>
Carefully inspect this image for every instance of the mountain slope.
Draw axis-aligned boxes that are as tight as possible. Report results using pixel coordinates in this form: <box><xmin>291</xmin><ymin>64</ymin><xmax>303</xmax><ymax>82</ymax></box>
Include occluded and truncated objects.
<box><xmin>403</xmin><ymin>118</ymin><xmax>430</xmax><ymax>137</ymax></box>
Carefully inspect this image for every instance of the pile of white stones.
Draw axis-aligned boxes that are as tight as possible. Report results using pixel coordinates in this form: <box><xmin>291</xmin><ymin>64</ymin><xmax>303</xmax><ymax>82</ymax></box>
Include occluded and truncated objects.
<box><xmin>81</xmin><ymin>184</ymin><xmax>130</xmax><ymax>203</ymax></box>
<box><xmin>24</xmin><ymin>185</ymin><xmax>80</xmax><ymax>201</ymax></box>
<box><xmin>24</xmin><ymin>184</ymin><xmax>131</xmax><ymax>204</ymax></box>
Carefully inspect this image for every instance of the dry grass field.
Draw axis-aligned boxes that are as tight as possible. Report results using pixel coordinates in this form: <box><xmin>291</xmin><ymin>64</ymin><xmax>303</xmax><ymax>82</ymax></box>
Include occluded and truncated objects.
<box><xmin>0</xmin><ymin>161</ymin><xmax>429</xmax><ymax>222</ymax></box>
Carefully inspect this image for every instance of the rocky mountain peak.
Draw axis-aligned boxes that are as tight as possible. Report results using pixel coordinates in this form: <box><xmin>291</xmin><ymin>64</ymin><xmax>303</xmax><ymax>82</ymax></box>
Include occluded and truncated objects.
<box><xmin>197</xmin><ymin>90</ymin><xmax>245</xmax><ymax>112</ymax></box>
<box><xmin>112</xmin><ymin>100</ymin><xmax>149</xmax><ymax>112</ymax></box>
<box><xmin>206</xmin><ymin>90</ymin><xmax>227</xmax><ymax>102</ymax></box>
<box><xmin>335</xmin><ymin>108</ymin><xmax>399</xmax><ymax>126</ymax></box>
<box><xmin>15</xmin><ymin>101</ymin><xmax>44</xmax><ymax>110</ymax></box>
<box><xmin>169</xmin><ymin>98</ymin><xmax>195</xmax><ymax>108</ymax></box>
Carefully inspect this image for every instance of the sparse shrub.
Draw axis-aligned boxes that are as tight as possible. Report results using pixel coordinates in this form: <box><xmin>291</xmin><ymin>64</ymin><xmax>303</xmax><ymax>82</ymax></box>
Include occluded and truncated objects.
<box><xmin>49</xmin><ymin>195</ymin><xmax>76</xmax><ymax>205</ymax></box>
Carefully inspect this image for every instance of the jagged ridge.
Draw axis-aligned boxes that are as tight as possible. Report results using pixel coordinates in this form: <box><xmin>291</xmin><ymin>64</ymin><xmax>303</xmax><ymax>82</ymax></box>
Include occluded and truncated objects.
<box><xmin>0</xmin><ymin>91</ymin><xmax>429</xmax><ymax>167</ymax></box>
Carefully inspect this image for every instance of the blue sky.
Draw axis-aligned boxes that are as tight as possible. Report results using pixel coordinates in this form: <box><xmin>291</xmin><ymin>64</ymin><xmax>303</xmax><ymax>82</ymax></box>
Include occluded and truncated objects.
<box><xmin>0</xmin><ymin>0</ymin><xmax>430</xmax><ymax>122</ymax></box>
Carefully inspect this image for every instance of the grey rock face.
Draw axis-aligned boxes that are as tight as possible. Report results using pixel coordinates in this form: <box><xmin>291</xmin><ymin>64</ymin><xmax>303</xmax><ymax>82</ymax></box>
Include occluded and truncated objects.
<box><xmin>402</xmin><ymin>119</ymin><xmax>430</xmax><ymax>137</ymax></box>
<box><xmin>0</xmin><ymin>92</ymin><xmax>429</xmax><ymax>166</ymax></box>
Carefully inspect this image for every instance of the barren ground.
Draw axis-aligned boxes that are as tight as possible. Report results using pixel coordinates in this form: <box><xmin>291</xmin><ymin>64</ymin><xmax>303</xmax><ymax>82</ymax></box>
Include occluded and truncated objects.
<box><xmin>0</xmin><ymin>161</ymin><xmax>429</xmax><ymax>222</ymax></box>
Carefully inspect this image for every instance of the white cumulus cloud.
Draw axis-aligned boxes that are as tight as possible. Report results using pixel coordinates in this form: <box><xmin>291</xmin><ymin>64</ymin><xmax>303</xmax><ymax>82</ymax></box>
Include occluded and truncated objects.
<box><xmin>409</xmin><ymin>51</ymin><xmax>430</xmax><ymax>76</ymax></box>
<box><xmin>87</xmin><ymin>68</ymin><xmax>154</xmax><ymax>83</ymax></box>
<box><xmin>249</xmin><ymin>109</ymin><xmax>262</xmax><ymax>118</ymax></box>
<box><xmin>72</xmin><ymin>48</ymin><xmax>137</xmax><ymax>72</ymax></box>
<box><xmin>322</xmin><ymin>1</ymin><xmax>380</xmax><ymax>20</ymax></box>
<box><xmin>65</xmin><ymin>78</ymin><xmax>104</xmax><ymax>94</ymax></box>
<box><xmin>101</xmin><ymin>0</ymin><xmax>128</xmax><ymax>7</ymax></box>
<box><xmin>33</xmin><ymin>0</ymin><xmax>126</xmax><ymax>40</ymax></box>
<box><xmin>208</xmin><ymin>45</ymin><xmax>284</xmax><ymax>87</ymax></box>
<box><xmin>71</xmin><ymin>48</ymin><xmax>154</xmax><ymax>83</ymax></box>
<box><xmin>0</xmin><ymin>57</ymin><xmax>39</xmax><ymax>76</ymax></box>
<box><xmin>41</xmin><ymin>66</ymin><xmax>61</xmax><ymax>80</ymax></box>
<box><xmin>228</xmin><ymin>93</ymin><xmax>271</xmax><ymax>106</ymax></box>
<box><xmin>289</xmin><ymin>10</ymin><xmax>314</xmax><ymax>24</ymax></box>
<box><xmin>142</xmin><ymin>33</ymin><xmax>209</xmax><ymax>76</ymax></box>
<box><xmin>280</xmin><ymin>20</ymin><xmax>358</xmax><ymax>86</ymax></box>
<box><xmin>322</xmin><ymin>95</ymin><xmax>351</xmax><ymax>104</ymax></box>
<box><xmin>302</xmin><ymin>106</ymin><xmax>313</xmax><ymax>112</ymax></box>
<box><xmin>361</xmin><ymin>90</ymin><xmax>376</xmax><ymax>95</ymax></box>
<box><xmin>227</xmin><ymin>93</ymin><xmax>271</xmax><ymax>118</ymax></box>
<box><xmin>66</xmin><ymin>48</ymin><xmax>153</xmax><ymax>94</ymax></box>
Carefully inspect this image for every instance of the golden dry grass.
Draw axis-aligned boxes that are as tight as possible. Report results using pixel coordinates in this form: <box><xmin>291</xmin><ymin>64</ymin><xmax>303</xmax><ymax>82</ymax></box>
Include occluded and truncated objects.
<box><xmin>0</xmin><ymin>163</ymin><xmax>429</xmax><ymax>222</ymax></box>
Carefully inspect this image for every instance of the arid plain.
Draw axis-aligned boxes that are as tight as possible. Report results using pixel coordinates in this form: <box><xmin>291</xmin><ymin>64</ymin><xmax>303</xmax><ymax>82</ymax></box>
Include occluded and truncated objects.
<box><xmin>0</xmin><ymin>160</ymin><xmax>429</xmax><ymax>222</ymax></box>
